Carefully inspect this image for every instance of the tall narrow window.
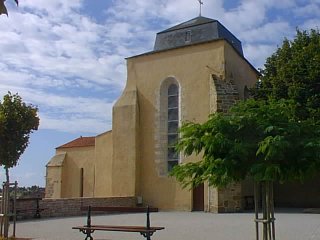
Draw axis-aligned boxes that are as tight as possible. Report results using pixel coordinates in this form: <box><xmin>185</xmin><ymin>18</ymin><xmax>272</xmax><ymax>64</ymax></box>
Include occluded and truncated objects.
<box><xmin>167</xmin><ymin>84</ymin><xmax>179</xmax><ymax>171</ymax></box>
<box><xmin>80</xmin><ymin>168</ymin><xmax>84</xmax><ymax>197</ymax></box>
<box><xmin>156</xmin><ymin>77</ymin><xmax>181</xmax><ymax>176</ymax></box>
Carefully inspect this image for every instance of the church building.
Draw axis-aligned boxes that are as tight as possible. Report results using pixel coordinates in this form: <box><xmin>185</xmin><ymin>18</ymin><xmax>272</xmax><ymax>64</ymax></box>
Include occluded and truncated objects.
<box><xmin>45</xmin><ymin>16</ymin><xmax>259</xmax><ymax>212</ymax></box>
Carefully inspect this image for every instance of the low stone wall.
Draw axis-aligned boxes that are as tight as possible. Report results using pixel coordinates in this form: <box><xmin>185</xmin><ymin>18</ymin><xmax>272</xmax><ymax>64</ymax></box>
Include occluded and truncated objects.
<box><xmin>11</xmin><ymin>196</ymin><xmax>136</xmax><ymax>219</ymax></box>
<box><xmin>208</xmin><ymin>183</ymin><xmax>242</xmax><ymax>213</ymax></box>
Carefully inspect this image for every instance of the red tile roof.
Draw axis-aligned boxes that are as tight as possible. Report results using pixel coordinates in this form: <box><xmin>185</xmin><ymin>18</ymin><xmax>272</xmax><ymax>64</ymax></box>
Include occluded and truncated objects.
<box><xmin>56</xmin><ymin>136</ymin><xmax>95</xmax><ymax>149</ymax></box>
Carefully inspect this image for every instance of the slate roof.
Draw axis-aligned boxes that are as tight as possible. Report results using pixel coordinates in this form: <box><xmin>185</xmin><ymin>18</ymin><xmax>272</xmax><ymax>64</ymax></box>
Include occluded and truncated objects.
<box><xmin>158</xmin><ymin>16</ymin><xmax>216</xmax><ymax>33</ymax></box>
<box><xmin>56</xmin><ymin>136</ymin><xmax>95</xmax><ymax>149</ymax></box>
<box><xmin>153</xmin><ymin>16</ymin><xmax>243</xmax><ymax>56</ymax></box>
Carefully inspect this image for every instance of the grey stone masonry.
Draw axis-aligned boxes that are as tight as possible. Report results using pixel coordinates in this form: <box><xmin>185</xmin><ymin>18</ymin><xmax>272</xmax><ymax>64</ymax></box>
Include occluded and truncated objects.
<box><xmin>5</xmin><ymin>196</ymin><xmax>136</xmax><ymax>219</ymax></box>
<box><xmin>213</xmin><ymin>76</ymin><xmax>239</xmax><ymax>113</ymax></box>
<box><xmin>208</xmin><ymin>75</ymin><xmax>242</xmax><ymax>213</ymax></box>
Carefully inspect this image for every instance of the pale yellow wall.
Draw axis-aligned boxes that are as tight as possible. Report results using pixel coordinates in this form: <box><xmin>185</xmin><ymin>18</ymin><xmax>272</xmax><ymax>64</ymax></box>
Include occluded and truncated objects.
<box><xmin>45</xmin><ymin>166</ymin><xmax>62</xmax><ymax>198</ymax></box>
<box><xmin>94</xmin><ymin>131</ymin><xmax>113</xmax><ymax>197</ymax></box>
<box><xmin>45</xmin><ymin>152</ymin><xmax>66</xmax><ymax>198</ymax></box>
<box><xmin>114</xmin><ymin>40</ymin><xmax>258</xmax><ymax>210</ymax></box>
<box><xmin>124</xmin><ymin>41</ymin><xmax>226</xmax><ymax>210</ymax></box>
<box><xmin>112</xmin><ymin>88</ymin><xmax>140</xmax><ymax>197</ymax></box>
<box><xmin>56</xmin><ymin>147</ymin><xmax>95</xmax><ymax>198</ymax></box>
<box><xmin>224</xmin><ymin>42</ymin><xmax>258</xmax><ymax>99</ymax></box>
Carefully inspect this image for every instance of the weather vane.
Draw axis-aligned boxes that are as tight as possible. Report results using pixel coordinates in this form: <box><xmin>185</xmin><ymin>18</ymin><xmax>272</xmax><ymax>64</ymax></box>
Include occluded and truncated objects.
<box><xmin>197</xmin><ymin>0</ymin><xmax>204</xmax><ymax>16</ymax></box>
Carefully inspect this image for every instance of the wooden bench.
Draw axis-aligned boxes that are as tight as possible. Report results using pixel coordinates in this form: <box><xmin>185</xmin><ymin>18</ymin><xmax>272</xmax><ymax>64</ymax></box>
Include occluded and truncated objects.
<box><xmin>80</xmin><ymin>206</ymin><xmax>159</xmax><ymax>213</ymax></box>
<box><xmin>73</xmin><ymin>206</ymin><xmax>164</xmax><ymax>240</ymax></box>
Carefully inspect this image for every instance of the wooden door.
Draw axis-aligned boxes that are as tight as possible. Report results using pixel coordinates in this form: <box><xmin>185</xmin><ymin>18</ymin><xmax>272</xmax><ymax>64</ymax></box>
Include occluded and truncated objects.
<box><xmin>193</xmin><ymin>183</ymin><xmax>204</xmax><ymax>211</ymax></box>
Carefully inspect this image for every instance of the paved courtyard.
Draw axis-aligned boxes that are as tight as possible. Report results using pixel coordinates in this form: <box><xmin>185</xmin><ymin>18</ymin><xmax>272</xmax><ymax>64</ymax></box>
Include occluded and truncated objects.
<box><xmin>10</xmin><ymin>210</ymin><xmax>320</xmax><ymax>240</ymax></box>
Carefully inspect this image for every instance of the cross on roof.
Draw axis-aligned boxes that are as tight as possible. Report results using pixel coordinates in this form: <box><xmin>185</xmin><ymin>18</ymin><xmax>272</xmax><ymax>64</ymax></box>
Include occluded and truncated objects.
<box><xmin>198</xmin><ymin>0</ymin><xmax>204</xmax><ymax>16</ymax></box>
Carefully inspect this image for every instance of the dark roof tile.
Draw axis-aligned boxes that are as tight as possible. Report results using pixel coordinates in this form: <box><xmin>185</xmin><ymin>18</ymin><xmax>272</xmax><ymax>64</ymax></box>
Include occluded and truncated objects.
<box><xmin>154</xmin><ymin>16</ymin><xmax>243</xmax><ymax>56</ymax></box>
<box><xmin>158</xmin><ymin>16</ymin><xmax>216</xmax><ymax>33</ymax></box>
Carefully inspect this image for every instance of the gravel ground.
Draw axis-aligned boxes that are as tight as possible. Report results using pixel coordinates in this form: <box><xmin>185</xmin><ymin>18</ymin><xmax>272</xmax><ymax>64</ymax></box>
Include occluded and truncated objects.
<box><xmin>9</xmin><ymin>210</ymin><xmax>320</xmax><ymax>240</ymax></box>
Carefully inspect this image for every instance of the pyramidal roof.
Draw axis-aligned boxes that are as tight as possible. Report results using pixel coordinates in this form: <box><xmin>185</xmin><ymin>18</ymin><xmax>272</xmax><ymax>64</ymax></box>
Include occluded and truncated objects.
<box><xmin>153</xmin><ymin>16</ymin><xmax>243</xmax><ymax>56</ymax></box>
<box><xmin>159</xmin><ymin>16</ymin><xmax>216</xmax><ymax>33</ymax></box>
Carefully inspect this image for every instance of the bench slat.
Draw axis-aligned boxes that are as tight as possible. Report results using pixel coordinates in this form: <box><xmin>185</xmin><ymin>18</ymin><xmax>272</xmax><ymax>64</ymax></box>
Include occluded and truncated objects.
<box><xmin>72</xmin><ymin>226</ymin><xmax>164</xmax><ymax>233</ymax></box>
<box><xmin>91</xmin><ymin>225</ymin><xmax>164</xmax><ymax>230</ymax></box>
<box><xmin>80</xmin><ymin>206</ymin><xmax>158</xmax><ymax>213</ymax></box>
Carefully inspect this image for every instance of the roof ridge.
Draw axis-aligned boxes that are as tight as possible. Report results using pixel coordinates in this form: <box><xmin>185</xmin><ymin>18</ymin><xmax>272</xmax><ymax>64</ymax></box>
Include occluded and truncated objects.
<box><xmin>158</xmin><ymin>16</ymin><xmax>216</xmax><ymax>34</ymax></box>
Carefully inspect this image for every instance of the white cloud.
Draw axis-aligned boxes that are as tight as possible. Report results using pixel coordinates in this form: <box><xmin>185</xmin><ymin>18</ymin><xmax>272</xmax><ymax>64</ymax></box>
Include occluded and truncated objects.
<box><xmin>39</xmin><ymin>114</ymin><xmax>111</xmax><ymax>134</ymax></box>
<box><xmin>22</xmin><ymin>0</ymin><xmax>82</xmax><ymax>17</ymax></box>
<box><xmin>239</xmin><ymin>21</ymin><xmax>292</xmax><ymax>44</ymax></box>
<box><xmin>2</xmin><ymin>0</ymin><xmax>318</xmax><ymax>189</ymax></box>
<box><xmin>0</xmin><ymin>85</ymin><xmax>114</xmax><ymax>133</ymax></box>
<box><xmin>300</xmin><ymin>19</ymin><xmax>320</xmax><ymax>30</ymax></box>
<box><xmin>294</xmin><ymin>2</ymin><xmax>320</xmax><ymax>16</ymax></box>
<box><xmin>0</xmin><ymin>1</ymin><xmax>127</xmax><ymax>131</ymax></box>
<box><xmin>243</xmin><ymin>44</ymin><xmax>278</xmax><ymax>69</ymax></box>
<box><xmin>0</xmin><ymin>0</ymin><xmax>316</xmax><ymax>135</ymax></box>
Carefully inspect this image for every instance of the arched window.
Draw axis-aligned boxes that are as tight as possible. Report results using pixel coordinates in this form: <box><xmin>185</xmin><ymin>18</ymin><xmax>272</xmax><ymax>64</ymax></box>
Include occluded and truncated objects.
<box><xmin>155</xmin><ymin>77</ymin><xmax>181</xmax><ymax>176</ymax></box>
<box><xmin>167</xmin><ymin>83</ymin><xmax>179</xmax><ymax>171</ymax></box>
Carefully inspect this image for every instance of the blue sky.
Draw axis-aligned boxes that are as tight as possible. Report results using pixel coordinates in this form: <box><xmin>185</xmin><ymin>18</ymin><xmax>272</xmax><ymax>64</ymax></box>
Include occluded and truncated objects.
<box><xmin>0</xmin><ymin>0</ymin><xmax>319</xmax><ymax>187</ymax></box>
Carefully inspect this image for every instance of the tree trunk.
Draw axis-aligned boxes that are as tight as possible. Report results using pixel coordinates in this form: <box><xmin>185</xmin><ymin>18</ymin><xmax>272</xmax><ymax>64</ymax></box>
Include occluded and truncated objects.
<box><xmin>254</xmin><ymin>181</ymin><xmax>275</xmax><ymax>240</ymax></box>
<box><xmin>5</xmin><ymin>167</ymin><xmax>9</xmax><ymax>183</ymax></box>
<box><xmin>3</xmin><ymin>168</ymin><xmax>10</xmax><ymax>238</ymax></box>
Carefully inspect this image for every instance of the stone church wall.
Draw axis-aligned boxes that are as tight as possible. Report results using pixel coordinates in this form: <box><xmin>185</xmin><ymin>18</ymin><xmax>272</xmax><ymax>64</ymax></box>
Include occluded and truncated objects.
<box><xmin>213</xmin><ymin>75</ymin><xmax>240</xmax><ymax>113</ymax></box>
<box><xmin>208</xmin><ymin>75</ymin><xmax>242</xmax><ymax>213</ymax></box>
<box><xmin>208</xmin><ymin>183</ymin><xmax>242</xmax><ymax>213</ymax></box>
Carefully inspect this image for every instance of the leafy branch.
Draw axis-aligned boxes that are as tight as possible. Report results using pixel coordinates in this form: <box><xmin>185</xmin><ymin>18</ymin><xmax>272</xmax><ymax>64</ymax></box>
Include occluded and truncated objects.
<box><xmin>0</xmin><ymin>0</ymin><xmax>18</xmax><ymax>16</ymax></box>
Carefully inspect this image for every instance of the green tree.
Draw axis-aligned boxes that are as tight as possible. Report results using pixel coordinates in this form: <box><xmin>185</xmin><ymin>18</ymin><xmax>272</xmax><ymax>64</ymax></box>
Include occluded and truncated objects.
<box><xmin>0</xmin><ymin>0</ymin><xmax>18</xmax><ymax>16</ymax></box>
<box><xmin>171</xmin><ymin>99</ymin><xmax>320</xmax><ymax>240</ymax></box>
<box><xmin>0</xmin><ymin>92</ymin><xmax>39</xmax><ymax>182</ymax></box>
<box><xmin>252</xmin><ymin>29</ymin><xmax>320</xmax><ymax>120</ymax></box>
<box><xmin>171</xmin><ymin>28</ymin><xmax>320</xmax><ymax>240</ymax></box>
<box><xmin>0</xmin><ymin>92</ymin><xmax>38</xmax><ymax>238</ymax></box>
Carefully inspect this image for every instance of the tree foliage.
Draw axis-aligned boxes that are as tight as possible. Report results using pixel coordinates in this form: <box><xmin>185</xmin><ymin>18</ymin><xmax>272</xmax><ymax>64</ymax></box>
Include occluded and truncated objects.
<box><xmin>170</xmin><ymin>28</ymin><xmax>320</xmax><ymax>240</ymax></box>
<box><xmin>252</xmin><ymin>29</ymin><xmax>320</xmax><ymax>120</ymax></box>
<box><xmin>171</xmin><ymin>99</ymin><xmax>320</xmax><ymax>189</ymax></box>
<box><xmin>0</xmin><ymin>0</ymin><xmax>18</xmax><ymax>16</ymax></box>
<box><xmin>0</xmin><ymin>92</ymin><xmax>39</xmax><ymax>181</ymax></box>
